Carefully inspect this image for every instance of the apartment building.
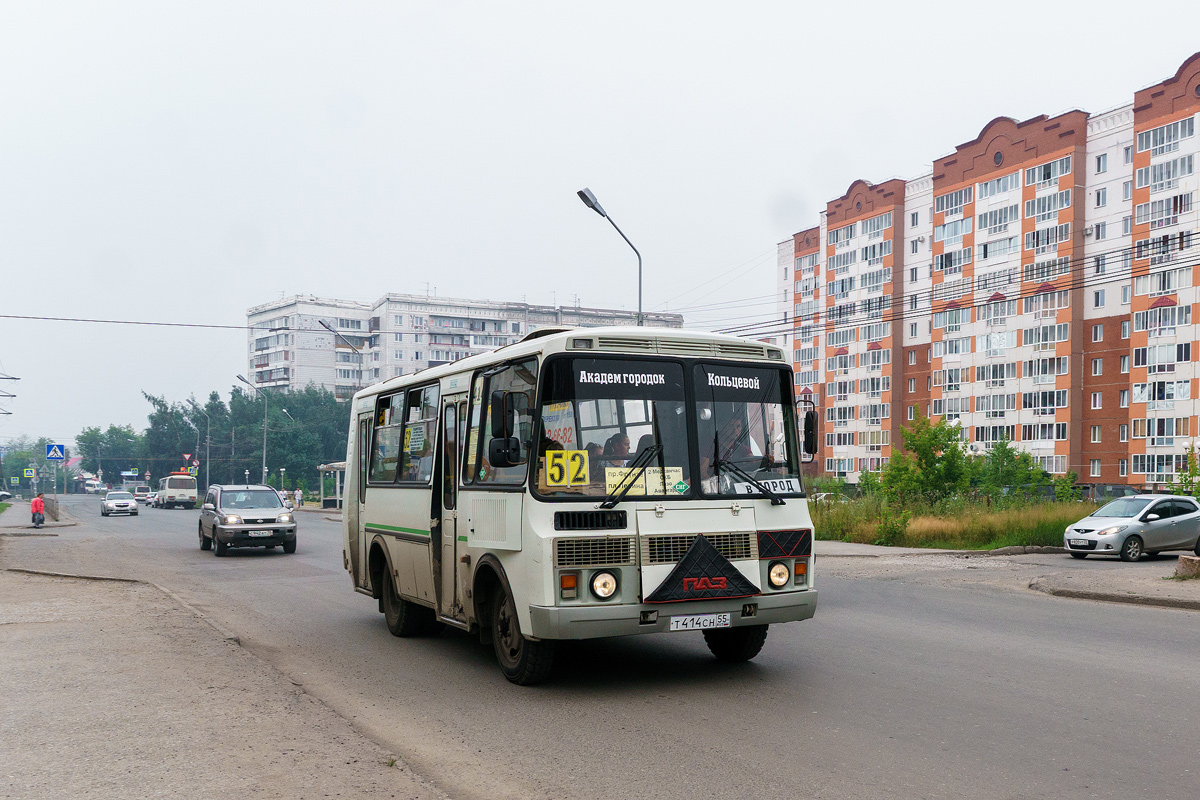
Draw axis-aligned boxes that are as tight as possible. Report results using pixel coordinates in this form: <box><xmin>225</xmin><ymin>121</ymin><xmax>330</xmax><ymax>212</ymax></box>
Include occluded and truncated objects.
<box><xmin>778</xmin><ymin>52</ymin><xmax>1200</xmax><ymax>486</ymax></box>
<box><xmin>246</xmin><ymin>294</ymin><xmax>683</xmax><ymax>399</ymax></box>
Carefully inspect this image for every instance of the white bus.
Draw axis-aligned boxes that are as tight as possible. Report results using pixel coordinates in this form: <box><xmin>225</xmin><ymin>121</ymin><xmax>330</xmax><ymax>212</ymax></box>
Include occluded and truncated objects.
<box><xmin>157</xmin><ymin>472</ymin><xmax>198</xmax><ymax>509</ymax></box>
<box><xmin>342</xmin><ymin>327</ymin><xmax>819</xmax><ymax>684</ymax></box>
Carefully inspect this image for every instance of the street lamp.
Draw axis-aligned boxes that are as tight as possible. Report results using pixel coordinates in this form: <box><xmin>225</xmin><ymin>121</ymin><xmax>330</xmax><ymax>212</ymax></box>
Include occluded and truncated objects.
<box><xmin>236</xmin><ymin>374</ymin><xmax>269</xmax><ymax>484</ymax></box>
<box><xmin>188</xmin><ymin>400</ymin><xmax>211</xmax><ymax>492</ymax></box>
<box><xmin>577</xmin><ymin>187</ymin><xmax>643</xmax><ymax>326</ymax></box>
<box><xmin>281</xmin><ymin>408</ymin><xmax>297</xmax><ymax>425</ymax></box>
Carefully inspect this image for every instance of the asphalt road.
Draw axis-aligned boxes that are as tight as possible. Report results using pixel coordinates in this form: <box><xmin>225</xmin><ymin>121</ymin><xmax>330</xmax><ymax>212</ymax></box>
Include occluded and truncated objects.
<box><xmin>8</xmin><ymin>496</ymin><xmax>1199</xmax><ymax>800</ymax></box>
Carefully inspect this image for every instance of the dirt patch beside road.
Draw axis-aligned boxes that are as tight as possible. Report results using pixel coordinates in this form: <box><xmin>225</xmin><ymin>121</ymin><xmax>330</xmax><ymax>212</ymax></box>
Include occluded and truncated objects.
<box><xmin>0</xmin><ymin>568</ymin><xmax>447</xmax><ymax>800</ymax></box>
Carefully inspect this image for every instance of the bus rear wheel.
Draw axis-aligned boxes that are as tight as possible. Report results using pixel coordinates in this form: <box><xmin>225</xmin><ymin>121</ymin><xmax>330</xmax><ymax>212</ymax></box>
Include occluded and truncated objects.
<box><xmin>703</xmin><ymin>624</ymin><xmax>769</xmax><ymax>662</ymax></box>
<box><xmin>491</xmin><ymin>584</ymin><xmax>555</xmax><ymax>685</ymax></box>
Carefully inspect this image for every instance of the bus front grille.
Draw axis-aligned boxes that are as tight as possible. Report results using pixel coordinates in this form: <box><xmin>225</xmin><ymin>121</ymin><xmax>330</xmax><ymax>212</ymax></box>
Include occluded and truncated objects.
<box><xmin>554</xmin><ymin>510</ymin><xmax>627</xmax><ymax>531</ymax></box>
<box><xmin>641</xmin><ymin>532</ymin><xmax>757</xmax><ymax>565</ymax></box>
<box><xmin>554</xmin><ymin>537</ymin><xmax>635</xmax><ymax>568</ymax></box>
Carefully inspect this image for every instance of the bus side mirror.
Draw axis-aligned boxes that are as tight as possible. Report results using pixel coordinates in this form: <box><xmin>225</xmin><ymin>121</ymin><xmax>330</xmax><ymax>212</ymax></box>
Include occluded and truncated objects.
<box><xmin>490</xmin><ymin>390</ymin><xmax>515</xmax><ymax>439</ymax></box>
<box><xmin>803</xmin><ymin>410</ymin><xmax>817</xmax><ymax>456</ymax></box>
<box><xmin>488</xmin><ymin>390</ymin><xmax>520</xmax><ymax>468</ymax></box>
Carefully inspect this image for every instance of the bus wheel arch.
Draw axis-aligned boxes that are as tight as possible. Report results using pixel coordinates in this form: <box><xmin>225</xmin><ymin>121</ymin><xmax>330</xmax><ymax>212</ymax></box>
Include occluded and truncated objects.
<box><xmin>368</xmin><ymin>537</ymin><xmax>392</xmax><ymax>611</ymax></box>
<box><xmin>472</xmin><ymin>556</ymin><xmax>507</xmax><ymax>646</ymax></box>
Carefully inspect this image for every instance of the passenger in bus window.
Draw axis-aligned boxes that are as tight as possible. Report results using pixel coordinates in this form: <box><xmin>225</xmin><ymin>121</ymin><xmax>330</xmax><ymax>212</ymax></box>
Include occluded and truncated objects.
<box><xmin>586</xmin><ymin>442</ymin><xmax>603</xmax><ymax>483</ymax></box>
<box><xmin>603</xmin><ymin>433</ymin><xmax>630</xmax><ymax>467</ymax></box>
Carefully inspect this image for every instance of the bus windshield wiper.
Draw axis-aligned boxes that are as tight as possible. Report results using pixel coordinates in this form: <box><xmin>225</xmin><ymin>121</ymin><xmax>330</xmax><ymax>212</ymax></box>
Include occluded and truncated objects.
<box><xmin>598</xmin><ymin>445</ymin><xmax>663</xmax><ymax>510</ymax></box>
<box><xmin>712</xmin><ymin>457</ymin><xmax>786</xmax><ymax>505</ymax></box>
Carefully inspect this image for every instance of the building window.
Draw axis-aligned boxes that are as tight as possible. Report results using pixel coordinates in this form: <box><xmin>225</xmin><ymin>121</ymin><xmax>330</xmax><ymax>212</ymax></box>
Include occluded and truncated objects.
<box><xmin>1124</xmin><ymin>146</ymin><xmax>1133</xmax><ymax>165</ymax></box>
<box><xmin>1094</xmin><ymin>255</ymin><xmax>1106</xmax><ymax>275</ymax></box>
<box><xmin>1121</xmin><ymin>286</ymin><xmax>1131</xmax><ymax>305</ymax></box>
<box><xmin>1092</xmin><ymin>324</ymin><xmax>1103</xmax><ymax>342</ymax></box>
<box><xmin>1120</xmin><ymin>389</ymin><xmax>1129</xmax><ymax>408</ymax></box>
<box><xmin>1121</xmin><ymin>318</ymin><xmax>1131</xmax><ymax>337</ymax></box>
<box><xmin>1120</xmin><ymin>424</ymin><xmax>1129</xmax><ymax>442</ymax></box>
<box><xmin>1091</xmin><ymin>426</ymin><xmax>1101</xmax><ymax>443</ymax></box>
<box><xmin>784</xmin><ymin>266</ymin><xmax>788</xmax><ymax>280</ymax></box>
<box><xmin>1123</xmin><ymin>181</ymin><xmax>1132</xmax><ymax>201</ymax></box>
<box><xmin>907</xmin><ymin>405</ymin><xmax>915</xmax><ymax>421</ymax></box>
<box><xmin>1094</xmin><ymin>291</ymin><xmax>1105</xmax><ymax>309</ymax></box>
<box><xmin>910</xmin><ymin>211</ymin><xmax>919</xmax><ymax>227</ymax></box>
<box><xmin>1094</xmin><ymin>222</ymin><xmax>1107</xmax><ymax>240</ymax></box>
<box><xmin>910</xmin><ymin>239</ymin><xmax>919</xmax><ymax>254</ymax></box>
<box><xmin>1092</xmin><ymin>358</ymin><xmax>1103</xmax><ymax>376</ymax></box>
<box><xmin>1095</xmin><ymin>187</ymin><xmax>1107</xmax><ymax>207</ymax></box>
<box><xmin>393</xmin><ymin>332</ymin><xmax>403</xmax><ymax>342</ymax></box>
<box><xmin>1096</xmin><ymin>153</ymin><xmax>1108</xmax><ymax>174</ymax></box>
<box><xmin>909</xmin><ymin>351</ymin><xmax>916</xmax><ymax>365</ymax></box>
<box><xmin>1119</xmin><ymin>459</ymin><xmax>1128</xmax><ymax>477</ymax></box>
<box><xmin>1091</xmin><ymin>392</ymin><xmax>1102</xmax><ymax>409</ymax></box>
<box><xmin>1121</xmin><ymin>354</ymin><xmax>1130</xmax><ymax>373</ymax></box>
<box><xmin>1090</xmin><ymin>459</ymin><xmax>1101</xmax><ymax>477</ymax></box>
<box><xmin>413</xmin><ymin>351</ymin><xmax>422</xmax><ymax>360</ymax></box>
<box><xmin>910</xmin><ymin>322</ymin><xmax>917</xmax><ymax>337</ymax></box>
<box><xmin>908</xmin><ymin>378</ymin><xmax>916</xmax><ymax>392</ymax></box>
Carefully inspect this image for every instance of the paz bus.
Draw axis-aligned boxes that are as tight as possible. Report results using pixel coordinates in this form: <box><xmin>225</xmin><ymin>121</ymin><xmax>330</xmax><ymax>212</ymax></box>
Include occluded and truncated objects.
<box><xmin>342</xmin><ymin>327</ymin><xmax>819</xmax><ymax>684</ymax></box>
<box><xmin>157</xmin><ymin>471</ymin><xmax>198</xmax><ymax>509</ymax></box>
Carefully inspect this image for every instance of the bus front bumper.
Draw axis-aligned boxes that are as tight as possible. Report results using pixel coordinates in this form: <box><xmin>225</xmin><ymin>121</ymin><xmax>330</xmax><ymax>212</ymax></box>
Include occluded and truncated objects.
<box><xmin>527</xmin><ymin>591</ymin><xmax>817</xmax><ymax>641</ymax></box>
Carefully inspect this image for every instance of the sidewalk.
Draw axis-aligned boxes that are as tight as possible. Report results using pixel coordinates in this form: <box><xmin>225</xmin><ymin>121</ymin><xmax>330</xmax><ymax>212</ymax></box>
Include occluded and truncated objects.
<box><xmin>0</xmin><ymin>567</ymin><xmax>447</xmax><ymax>800</ymax></box>
<box><xmin>816</xmin><ymin>537</ymin><xmax>1200</xmax><ymax>611</ymax></box>
<box><xmin>0</xmin><ymin>499</ymin><xmax>76</xmax><ymax>530</ymax></box>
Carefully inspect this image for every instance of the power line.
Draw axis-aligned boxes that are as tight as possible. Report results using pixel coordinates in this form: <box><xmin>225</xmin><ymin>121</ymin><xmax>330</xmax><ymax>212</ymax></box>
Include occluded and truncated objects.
<box><xmin>714</xmin><ymin>237</ymin><xmax>1191</xmax><ymax>339</ymax></box>
<box><xmin>0</xmin><ymin>314</ymin><xmax>251</xmax><ymax>330</ymax></box>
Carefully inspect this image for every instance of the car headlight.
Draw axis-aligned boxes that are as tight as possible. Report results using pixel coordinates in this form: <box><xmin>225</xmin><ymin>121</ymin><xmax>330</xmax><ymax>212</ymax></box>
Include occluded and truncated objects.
<box><xmin>768</xmin><ymin>561</ymin><xmax>791</xmax><ymax>589</ymax></box>
<box><xmin>277</xmin><ymin>513</ymin><xmax>292</xmax><ymax>524</ymax></box>
<box><xmin>590</xmin><ymin>571</ymin><xmax>618</xmax><ymax>599</ymax></box>
<box><xmin>223</xmin><ymin>514</ymin><xmax>242</xmax><ymax>525</ymax></box>
<box><xmin>1097</xmin><ymin>525</ymin><xmax>1127</xmax><ymax>537</ymax></box>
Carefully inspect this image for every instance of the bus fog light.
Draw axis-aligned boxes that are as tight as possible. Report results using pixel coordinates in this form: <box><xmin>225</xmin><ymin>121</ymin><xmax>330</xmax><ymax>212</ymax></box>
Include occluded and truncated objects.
<box><xmin>768</xmin><ymin>561</ymin><xmax>790</xmax><ymax>589</ymax></box>
<box><xmin>590</xmin><ymin>570</ymin><xmax>618</xmax><ymax>599</ymax></box>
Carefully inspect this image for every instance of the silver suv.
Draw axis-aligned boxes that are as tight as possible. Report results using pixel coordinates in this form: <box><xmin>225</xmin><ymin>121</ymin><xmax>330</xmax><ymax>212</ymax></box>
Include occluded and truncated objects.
<box><xmin>198</xmin><ymin>484</ymin><xmax>297</xmax><ymax>556</ymax></box>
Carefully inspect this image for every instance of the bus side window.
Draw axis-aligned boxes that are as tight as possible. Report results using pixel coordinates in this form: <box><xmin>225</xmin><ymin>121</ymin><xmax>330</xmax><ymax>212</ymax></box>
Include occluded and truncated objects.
<box><xmin>478</xmin><ymin>358</ymin><xmax>538</xmax><ymax>485</ymax></box>
<box><xmin>443</xmin><ymin>404</ymin><xmax>458</xmax><ymax>510</ymax></box>
<box><xmin>369</xmin><ymin>391</ymin><xmax>405</xmax><ymax>483</ymax></box>
<box><xmin>463</xmin><ymin>373</ymin><xmax>485</xmax><ymax>484</ymax></box>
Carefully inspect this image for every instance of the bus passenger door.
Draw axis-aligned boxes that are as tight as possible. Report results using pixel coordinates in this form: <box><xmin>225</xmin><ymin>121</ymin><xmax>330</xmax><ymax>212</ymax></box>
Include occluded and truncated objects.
<box><xmin>439</xmin><ymin>396</ymin><xmax>467</xmax><ymax>619</ymax></box>
<box><xmin>348</xmin><ymin>412</ymin><xmax>372</xmax><ymax>589</ymax></box>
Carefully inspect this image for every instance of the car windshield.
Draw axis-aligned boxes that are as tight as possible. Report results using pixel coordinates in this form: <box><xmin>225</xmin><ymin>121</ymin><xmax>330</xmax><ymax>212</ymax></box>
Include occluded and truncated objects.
<box><xmin>220</xmin><ymin>490</ymin><xmax>283</xmax><ymax>510</ymax></box>
<box><xmin>693</xmin><ymin>363</ymin><xmax>803</xmax><ymax>497</ymax></box>
<box><xmin>533</xmin><ymin>358</ymin><xmax>691</xmax><ymax>498</ymax></box>
<box><xmin>107</xmin><ymin>492</ymin><xmax>133</xmax><ymax>500</ymax></box>
<box><xmin>1093</xmin><ymin>498</ymin><xmax>1152</xmax><ymax>517</ymax></box>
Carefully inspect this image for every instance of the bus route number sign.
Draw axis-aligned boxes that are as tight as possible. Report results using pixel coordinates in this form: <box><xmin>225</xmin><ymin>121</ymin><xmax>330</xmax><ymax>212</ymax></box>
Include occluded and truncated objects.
<box><xmin>545</xmin><ymin>450</ymin><xmax>589</xmax><ymax>487</ymax></box>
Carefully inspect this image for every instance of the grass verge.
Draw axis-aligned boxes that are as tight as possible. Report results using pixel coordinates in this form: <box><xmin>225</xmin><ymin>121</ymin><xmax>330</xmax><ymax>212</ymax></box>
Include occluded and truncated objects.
<box><xmin>812</xmin><ymin>496</ymin><xmax>1097</xmax><ymax>550</ymax></box>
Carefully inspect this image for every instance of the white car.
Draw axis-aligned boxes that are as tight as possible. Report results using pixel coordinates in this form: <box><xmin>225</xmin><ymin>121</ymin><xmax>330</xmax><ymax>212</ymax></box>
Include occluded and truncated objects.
<box><xmin>100</xmin><ymin>491</ymin><xmax>139</xmax><ymax>517</ymax></box>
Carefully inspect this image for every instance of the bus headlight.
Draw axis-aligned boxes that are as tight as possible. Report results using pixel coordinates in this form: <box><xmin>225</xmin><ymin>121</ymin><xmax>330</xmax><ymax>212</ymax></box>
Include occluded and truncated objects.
<box><xmin>590</xmin><ymin>571</ymin><xmax>618</xmax><ymax>600</ymax></box>
<box><xmin>768</xmin><ymin>561</ymin><xmax>790</xmax><ymax>589</ymax></box>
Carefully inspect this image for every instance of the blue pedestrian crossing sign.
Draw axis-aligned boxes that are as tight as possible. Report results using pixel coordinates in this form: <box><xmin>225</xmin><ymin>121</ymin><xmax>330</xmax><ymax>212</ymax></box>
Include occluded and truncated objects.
<box><xmin>45</xmin><ymin>444</ymin><xmax>66</xmax><ymax>461</ymax></box>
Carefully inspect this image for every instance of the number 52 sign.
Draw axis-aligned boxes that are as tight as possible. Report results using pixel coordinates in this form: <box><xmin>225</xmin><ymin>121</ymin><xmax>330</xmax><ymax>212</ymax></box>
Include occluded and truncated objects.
<box><xmin>545</xmin><ymin>450</ymin><xmax>589</xmax><ymax>487</ymax></box>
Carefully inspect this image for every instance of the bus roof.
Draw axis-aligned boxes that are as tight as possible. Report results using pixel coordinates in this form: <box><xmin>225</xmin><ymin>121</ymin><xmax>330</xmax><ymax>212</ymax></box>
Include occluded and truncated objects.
<box><xmin>351</xmin><ymin>325</ymin><xmax>787</xmax><ymax>405</ymax></box>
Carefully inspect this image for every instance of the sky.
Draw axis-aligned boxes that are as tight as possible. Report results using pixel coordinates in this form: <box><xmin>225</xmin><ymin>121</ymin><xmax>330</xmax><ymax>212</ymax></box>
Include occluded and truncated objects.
<box><xmin>2</xmin><ymin>0</ymin><xmax>1200</xmax><ymax>447</ymax></box>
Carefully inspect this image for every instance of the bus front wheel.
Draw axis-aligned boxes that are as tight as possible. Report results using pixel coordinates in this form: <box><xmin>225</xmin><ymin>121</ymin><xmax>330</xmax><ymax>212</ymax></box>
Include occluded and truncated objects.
<box><xmin>703</xmin><ymin>624</ymin><xmax>769</xmax><ymax>662</ymax></box>
<box><xmin>492</xmin><ymin>584</ymin><xmax>555</xmax><ymax>685</ymax></box>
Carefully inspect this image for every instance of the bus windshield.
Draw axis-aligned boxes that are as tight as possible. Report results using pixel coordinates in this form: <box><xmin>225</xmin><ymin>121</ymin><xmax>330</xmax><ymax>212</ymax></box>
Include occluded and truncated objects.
<box><xmin>692</xmin><ymin>363</ymin><xmax>803</xmax><ymax>497</ymax></box>
<box><xmin>534</xmin><ymin>358</ymin><xmax>692</xmax><ymax>498</ymax></box>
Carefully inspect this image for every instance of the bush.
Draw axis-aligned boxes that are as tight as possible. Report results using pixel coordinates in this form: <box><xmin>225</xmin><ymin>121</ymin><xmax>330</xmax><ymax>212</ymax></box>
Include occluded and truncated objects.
<box><xmin>874</xmin><ymin>506</ymin><xmax>910</xmax><ymax>546</ymax></box>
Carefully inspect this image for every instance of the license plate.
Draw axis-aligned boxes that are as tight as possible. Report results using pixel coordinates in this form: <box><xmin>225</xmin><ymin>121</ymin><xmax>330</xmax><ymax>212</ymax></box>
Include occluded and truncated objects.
<box><xmin>247</xmin><ymin>530</ymin><xmax>272</xmax><ymax>537</ymax></box>
<box><xmin>1069</xmin><ymin>539</ymin><xmax>1089</xmax><ymax>547</ymax></box>
<box><xmin>669</xmin><ymin>613</ymin><xmax>731</xmax><ymax>631</ymax></box>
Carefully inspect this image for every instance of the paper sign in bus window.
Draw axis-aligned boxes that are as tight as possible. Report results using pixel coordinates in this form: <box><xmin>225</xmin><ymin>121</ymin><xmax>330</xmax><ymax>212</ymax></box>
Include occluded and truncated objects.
<box><xmin>604</xmin><ymin>466</ymin><xmax>685</xmax><ymax>495</ymax></box>
<box><xmin>545</xmin><ymin>450</ymin><xmax>589</xmax><ymax>487</ymax></box>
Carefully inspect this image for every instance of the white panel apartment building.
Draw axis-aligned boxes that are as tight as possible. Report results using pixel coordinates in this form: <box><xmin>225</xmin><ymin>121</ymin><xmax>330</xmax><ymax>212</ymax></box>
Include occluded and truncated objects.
<box><xmin>247</xmin><ymin>294</ymin><xmax>683</xmax><ymax>399</ymax></box>
<box><xmin>779</xmin><ymin>53</ymin><xmax>1200</xmax><ymax>486</ymax></box>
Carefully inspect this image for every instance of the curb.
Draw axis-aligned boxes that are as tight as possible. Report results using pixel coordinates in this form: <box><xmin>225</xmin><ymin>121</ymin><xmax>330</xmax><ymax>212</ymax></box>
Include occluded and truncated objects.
<box><xmin>1029</xmin><ymin>577</ymin><xmax>1200</xmax><ymax>612</ymax></box>
<box><xmin>3</xmin><ymin>568</ymin><xmax>242</xmax><ymax>642</ymax></box>
<box><xmin>6</xmin><ymin>567</ymin><xmax>140</xmax><ymax>583</ymax></box>
<box><xmin>817</xmin><ymin>545</ymin><xmax>1069</xmax><ymax>558</ymax></box>
<box><xmin>0</xmin><ymin>532</ymin><xmax>60</xmax><ymax>538</ymax></box>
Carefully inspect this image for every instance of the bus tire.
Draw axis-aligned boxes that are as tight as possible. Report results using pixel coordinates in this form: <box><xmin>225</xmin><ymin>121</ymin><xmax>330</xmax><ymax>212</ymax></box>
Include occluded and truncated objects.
<box><xmin>382</xmin><ymin>571</ymin><xmax>427</xmax><ymax>637</ymax></box>
<box><xmin>491</xmin><ymin>584</ymin><xmax>555</xmax><ymax>685</ymax></box>
<box><xmin>703</xmin><ymin>624</ymin><xmax>769</xmax><ymax>662</ymax></box>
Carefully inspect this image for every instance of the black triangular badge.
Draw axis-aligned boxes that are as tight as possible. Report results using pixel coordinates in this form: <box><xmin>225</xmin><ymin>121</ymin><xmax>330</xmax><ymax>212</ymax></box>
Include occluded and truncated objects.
<box><xmin>645</xmin><ymin>535</ymin><xmax>760</xmax><ymax>603</ymax></box>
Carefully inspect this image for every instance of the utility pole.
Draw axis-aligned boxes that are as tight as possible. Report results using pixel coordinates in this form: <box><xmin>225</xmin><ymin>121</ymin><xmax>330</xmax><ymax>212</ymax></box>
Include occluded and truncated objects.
<box><xmin>189</xmin><ymin>400</ymin><xmax>211</xmax><ymax>492</ymax></box>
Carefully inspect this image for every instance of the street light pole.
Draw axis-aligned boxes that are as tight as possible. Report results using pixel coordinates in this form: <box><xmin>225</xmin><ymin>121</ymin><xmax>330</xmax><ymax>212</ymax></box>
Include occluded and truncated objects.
<box><xmin>577</xmin><ymin>188</ymin><xmax>643</xmax><ymax>326</ymax></box>
<box><xmin>318</xmin><ymin>320</ymin><xmax>366</xmax><ymax>391</ymax></box>
<box><xmin>237</xmin><ymin>375</ymin><xmax>269</xmax><ymax>484</ymax></box>
<box><xmin>189</xmin><ymin>400</ymin><xmax>211</xmax><ymax>491</ymax></box>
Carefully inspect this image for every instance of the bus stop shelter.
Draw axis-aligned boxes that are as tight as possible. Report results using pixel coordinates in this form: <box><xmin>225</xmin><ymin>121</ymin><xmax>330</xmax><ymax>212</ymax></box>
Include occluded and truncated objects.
<box><xmin>317</xmin><ymin>461</ymin><xmax>346</xmax><ymax>509</ymax></box>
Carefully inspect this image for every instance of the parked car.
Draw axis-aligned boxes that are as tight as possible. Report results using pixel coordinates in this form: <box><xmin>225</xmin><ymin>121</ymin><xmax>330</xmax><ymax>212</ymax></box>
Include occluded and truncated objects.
<box><xmin>1064</xmin><ymin>494</ymin><xmax>1200</xmax><ymax>561</ymax></box>
<box><xmin>0</xmin><ymin>490</ymin><xmax>12</xmax><ymax>503</ymax></box>
<box><xmin>198</xmin><ymin>484</ymin><xmax>297</xmax><ymax>556</ymax></box>
<box><xmin>100</xmin><ymin>491</ymin><xmax>138</xmax><ymax>517</ymax></box>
